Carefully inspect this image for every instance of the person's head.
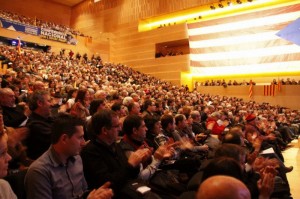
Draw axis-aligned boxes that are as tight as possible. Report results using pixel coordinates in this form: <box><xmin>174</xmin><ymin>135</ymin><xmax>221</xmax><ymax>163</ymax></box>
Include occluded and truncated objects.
<box><xmin>29</xmin><ymin>90</ymin><xmax>51</xmax><ymax>118</ymax></box>
<box><xmin>122</xmin><ymin>97</ymin><xmax>133</xmax><ymax>107</ymax></box>
<box><xmin>75</xmin><ymin>89</ymin><xmax>90</xmax><ymax>104</ymax></box>
<box><xmin>89</xmin><ymin>99</ymin><xmax>106</xmax><ymax>116</ymax></box>
<box><xmin>67</xmin><ymin>88</ymin><xmax>77</xmax><ymax>99</ymax></box>
<box><xmin>111</xmin><ymin>102</ymin><xmax>126</xmax><ymax>117</ymax></box>
<box><xmin>128</xmin><ymin>102</ymin><xmax>140</xmax><ymax>115</ymax></box>
<box><xmin>144</xmin><ymin>115</ymin><xmax>161</xmax><ymax>135</ymax></box>
<box><xmin>9</xmin><ymin>84</ymin><xmax>20</xmax><ymax>98</ymax></box>
<box><xmin>161</xmin><ymin>114</ymin><xmax>175</xmax><ymax>132</ymax></box>
<box><xmin>0</xmin><ymin>88</ymin><xmax>16</xmax><ymax>107</ymax></box>
<box><xmin>92</xmin><ymin>110</ymin><xmax>120</xmax><ymax>145</ymax></box>
<box><xmin>215</xmin><ymin>144</ymin><xmax>246</xmax><ymax>171</ymax></box>
<box><xmin>123</xmin><ymin>115</ymin><xmax>147</xmax><ymax>142</ymax></box>
<box><xmin>202</xmin><ymin>157</ymin><xmax>244</xmax><ymax>182</ymax></box>
<box><xmin>130</xmin><ymin>93</ymin><xmax>140</xmax><ymax>102</ymax></box>
<box><xmin>32</xmin><ymin>81</ymin><xmax>45</xmax><ymax>91</ymax></box>
<box><xmin>0</xmin><ymin>131</ymin><xmax>12</xmax><ymax>178</ymax></box>
<box><xmin>191</xmin><ymin>110</ymin><xmax>201</xmax><ymax>122</ymax></box>
<box><xmin>197</xmin><ymin>175</ymin><xmax>251</xmax><ymax>199</ymax></box>
<box><xmin>143</xmin><ymin>99</ymin><xmax>155</xmax><ymax>113</ymax></box>
<box><xmin>223</xmin><ymin>127</ymin><xmax>244</xmax><ymax>146</ymax></box>
<box><xmin>51</xmin><ymin>113</ymin><xmax>85</xmax><ymax>156</ymax></box>
<box><xmin>94</xmin><ymin>90</ymin><xmax>107</xmax><ymax>100</ymax></box>
<box><xmin>175</xmin><ymin>114</ymin><xmax>187</xmax><ymax>129</ymax></box>
<box><xmin>167</xmin><ymin>98</ymin><xmax>175</xmax><ymax>106</ymax></box>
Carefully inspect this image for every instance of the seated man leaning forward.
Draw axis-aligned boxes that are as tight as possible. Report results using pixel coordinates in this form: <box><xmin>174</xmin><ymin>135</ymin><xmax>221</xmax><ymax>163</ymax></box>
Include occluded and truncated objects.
<box><xmin>25</xmin><ymin>113</ymin><xmax>113</xmax><ymax>199</ymax></box>
<box><xmin>81</xmin><ymin>109</ymin><xmax>153</xmax><ymax>199</ymax></box>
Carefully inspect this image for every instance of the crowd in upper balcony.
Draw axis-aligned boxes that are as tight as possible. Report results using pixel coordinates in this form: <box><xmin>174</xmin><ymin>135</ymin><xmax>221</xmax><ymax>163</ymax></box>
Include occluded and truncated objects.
<box><xmin>0</xmin><ymin>10</ymin><xmax>91</xmax><ymax>38</ymax></box>
<box><xmin>196</xmin><ymin>78</ymin><xmax>300</xmax><ymax>88</ymax></box>
<box><xmin>0</xmin><ymin>44</ymin><xmax>299</xmax><ymax>199</ymax></box>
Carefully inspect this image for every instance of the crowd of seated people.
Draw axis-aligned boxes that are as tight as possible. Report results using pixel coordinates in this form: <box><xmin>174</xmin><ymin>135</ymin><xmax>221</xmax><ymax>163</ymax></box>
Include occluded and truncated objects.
<box><xmin>272</xmin><ymin>78</ymin><xmax>300</xmax><ymax>85</ymax></box>
<box><xmin>0</xmin><ymin>43</ymin><xmax>299</xmax><ymax>199</ymax></box>
<box><xmin>196</xmin><ymin>78</ymin><xmax>300</xmax><ymax>88</ymax></box>
<box><xmin>196</xmin><ymin>79</ymin><xmax>256</xmax><ymax>87</ymax></box>
<box><xmin>0</xmin><ymin>10</ymin><xmax>91</xmax><ymax>38</ymax></box>
<box><xmin>155</xmin><ymin>50</ymin><xmax>184</xmax><ymax>58</ymax></box>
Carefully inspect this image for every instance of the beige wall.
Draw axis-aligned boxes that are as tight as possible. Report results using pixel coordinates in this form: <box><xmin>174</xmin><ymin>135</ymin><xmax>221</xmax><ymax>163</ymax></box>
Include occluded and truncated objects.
<box><xmin>71</xmin><ymin>0</ymin><xmax>204</xmax><ymax>85</ymax></box>
<box><xmin>197</xmin><ymin>85</ymin><xmax>300</xmax><ymax>110</ymax></box>
<box><xmin>110</xmin><ymin>23</ymin><xmax>189</xmax><ymax>85</ymax></box>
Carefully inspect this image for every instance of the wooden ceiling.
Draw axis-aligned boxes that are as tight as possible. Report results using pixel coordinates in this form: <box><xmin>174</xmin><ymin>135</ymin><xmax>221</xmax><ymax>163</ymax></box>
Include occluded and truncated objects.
<box><xmin>47</xmin><ymin>0</ymin><xmax>85</xmax><ymax>7</ymax></box>
<box><xmin>48</xmin><ymin>0</ymin><xmax>219</xmax><ymax>8</ymax></box>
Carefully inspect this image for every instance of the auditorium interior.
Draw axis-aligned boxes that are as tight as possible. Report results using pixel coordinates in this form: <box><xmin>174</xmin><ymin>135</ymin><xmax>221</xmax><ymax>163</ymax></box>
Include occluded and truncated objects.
<box><xmin>0</xmin><ymin>0</ymin><xmax>299</xmax><ymax>198</ymax></box>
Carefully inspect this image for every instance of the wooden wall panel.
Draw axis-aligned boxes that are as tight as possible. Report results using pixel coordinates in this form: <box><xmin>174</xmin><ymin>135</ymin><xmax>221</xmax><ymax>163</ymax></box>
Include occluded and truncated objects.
<box><xmin>197</xmin><ymin>85</ymin><xmax>300</xmax><ymax>110</ymax></box>
<box><xmin>130</xmin><ymin>55</ymin><xmax>189</xmax><ymax>68</ymax></box>
<box><xmin>71</xmin><ymin>0</ymin><xmax>219</xmax><ymax>33</ymax></box>
<box><xmin>109</xmin><ymin>22</ymin><xmax>189</xmax><ymax>84</ymax></box>
<box><xmin>132</xmin><ymin>63</ymin><xmax>189</xmax><ymax>73</ymax></box>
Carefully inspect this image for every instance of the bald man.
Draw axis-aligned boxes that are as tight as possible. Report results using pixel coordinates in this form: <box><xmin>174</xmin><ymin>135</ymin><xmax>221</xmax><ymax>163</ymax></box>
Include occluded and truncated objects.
<box><xmin>197</xmin><ymin>175</ymin><xmax>251</xmax><ymax>199</ymax></box>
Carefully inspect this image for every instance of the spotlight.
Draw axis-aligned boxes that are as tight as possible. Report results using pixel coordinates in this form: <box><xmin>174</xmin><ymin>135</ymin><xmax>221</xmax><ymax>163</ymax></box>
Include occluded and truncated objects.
<box><xmin>218</xmin><ymin>3</ymin><xmax>224</xmax><ymax>8</ymax></box>
<box><xmin>236</xmin><ymin>0</ymin><xmax>242</xmax><ymax>4</ymax></box>
<box><xmin>210</xmin><ymin>5</ymin><xmax>216</xmax><ymax>10</ymax></box>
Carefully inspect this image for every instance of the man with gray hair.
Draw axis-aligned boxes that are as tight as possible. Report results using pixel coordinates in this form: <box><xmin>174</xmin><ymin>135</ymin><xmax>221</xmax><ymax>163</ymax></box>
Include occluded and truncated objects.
<box><xmin>94</xmin><ymin>90</ymin><xmax>107</xmax><ymax>100</ymax></box>
<box><xmin>0</xmin><ymin>88</ymin><xmax>28</xmax><ymax>127</ymax></box>
<box><xmin>25</xmin><ymin>90</ymin><xmax>54</xmax><ymax>160</ymax></box>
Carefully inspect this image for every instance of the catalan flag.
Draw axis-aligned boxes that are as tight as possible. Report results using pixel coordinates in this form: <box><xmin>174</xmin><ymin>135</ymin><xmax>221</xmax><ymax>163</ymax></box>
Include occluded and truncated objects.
<box><xmin>264</xmin><ymin>84</ymin><xmax>276</xmax><ymax>96</ymax></box>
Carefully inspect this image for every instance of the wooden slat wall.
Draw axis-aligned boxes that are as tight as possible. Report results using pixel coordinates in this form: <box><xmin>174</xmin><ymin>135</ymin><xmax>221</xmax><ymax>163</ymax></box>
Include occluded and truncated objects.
<box><xmin>197</xmin><ymin>85</ymin><xmax>300</xmax><ymax>110</ymax></box>
<box><xmin>70</xmin><ymin>0</ymin><xmax>220</xmax><ymax>85</ymax></box>
<box><xmin>110</xmin><ymin>23</ymin><xmax>189</xmax><ymax>84</ymax></box>
<box><xmin>71</xmin><ymin>0</ymin><xmax>220</xmax><ymax>32</ymax></box>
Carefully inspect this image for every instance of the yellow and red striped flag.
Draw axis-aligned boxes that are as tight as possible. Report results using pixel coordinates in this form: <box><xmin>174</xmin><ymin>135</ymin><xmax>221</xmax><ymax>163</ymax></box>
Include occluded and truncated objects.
<box><xmin>264</xmin><ymin>84</ymin><xmax>275</xmax><ymax>96</ymax></box>
<box><xmin>249</xmin><ymin>80</ymin><xmax>253</xmax><ymax>98</ymax></box>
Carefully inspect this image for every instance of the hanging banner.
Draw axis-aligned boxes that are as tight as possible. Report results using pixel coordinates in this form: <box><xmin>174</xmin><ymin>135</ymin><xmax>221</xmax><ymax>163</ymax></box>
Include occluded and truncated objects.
<box><xmin>0</xmin><ymin>17</ymin><xmax>77</xmax><ymax>45</ymax></box>
<box><xmin>0</xmin><ymin>17</ymin><xmax>40</xmax><ymax>36</ymax></box>
<box><xmin>40</xmin><ymin>28</ymin><xmax>77</xmax><ymax>45</ymax></box>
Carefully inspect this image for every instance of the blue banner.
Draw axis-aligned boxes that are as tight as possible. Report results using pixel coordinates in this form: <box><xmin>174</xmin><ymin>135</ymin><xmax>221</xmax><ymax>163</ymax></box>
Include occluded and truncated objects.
<box><xmin>0</xmin><ymin>17</ymin><xmax>40</xmax><ymax>35</ymax></box>
<box><xmin>0</xmin><ymin>17</ymin><xmax>77</xmax><ymax>45</ymax></box>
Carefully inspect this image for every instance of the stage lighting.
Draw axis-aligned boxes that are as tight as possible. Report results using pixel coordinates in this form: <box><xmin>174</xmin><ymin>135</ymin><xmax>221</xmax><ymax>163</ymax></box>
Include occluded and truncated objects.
<box><xmin>236</xmin><ymin>0</ymin><xmax>242</xmax><ymax>4</ymax></box>
<box><xmin>210</xmin><ymin>5</ymin><xmax>216</xmax><ymax>10</ymax></box>
<box><xmin>218</xmin><ymin>3</ymin><xmax>224</xmax><ymax>8</ymax></box>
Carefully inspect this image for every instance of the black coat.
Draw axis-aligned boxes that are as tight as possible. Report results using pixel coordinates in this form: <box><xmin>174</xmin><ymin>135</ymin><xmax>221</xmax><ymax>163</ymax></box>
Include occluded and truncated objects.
<box><xmin>81</xmin><ymin>140</ymin><xmax>140</xmax><ymax>195</ymax></box>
